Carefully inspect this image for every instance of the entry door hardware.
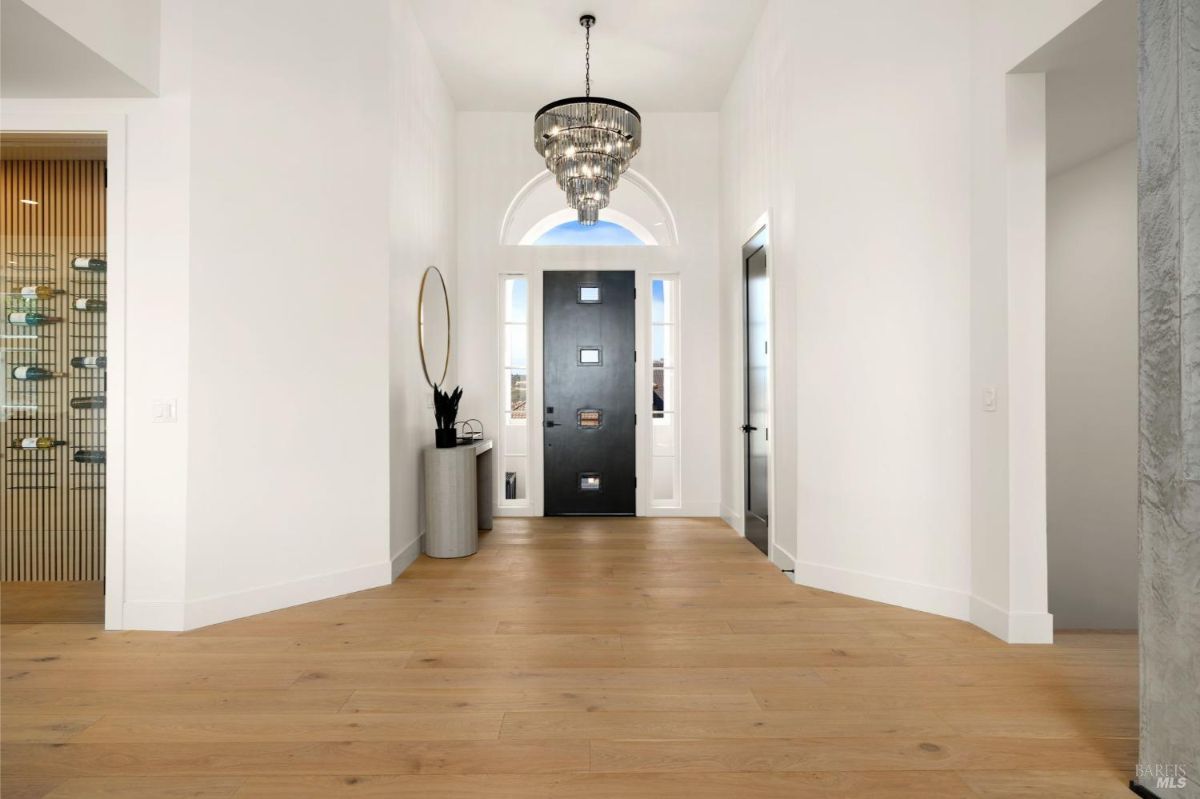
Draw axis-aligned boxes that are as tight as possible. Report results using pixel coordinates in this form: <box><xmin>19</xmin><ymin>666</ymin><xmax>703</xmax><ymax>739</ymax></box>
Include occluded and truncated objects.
<box><xmin>740</xmin><ymin>424</ymin><xmax>759</xmax><ymax>432</ymax></box>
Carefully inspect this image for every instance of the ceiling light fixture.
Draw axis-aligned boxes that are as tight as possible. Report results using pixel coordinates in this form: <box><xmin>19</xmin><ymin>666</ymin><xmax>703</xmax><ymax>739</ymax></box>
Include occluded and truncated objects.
<box><xmin>534</xmin><ymin>14</ymin><xmax>641</xmax><ymax>227</ymax></box>
<box><xmin>19</xmin><ymin>198</ymin><xmax>39</xmax><ymax>205</ymax></box>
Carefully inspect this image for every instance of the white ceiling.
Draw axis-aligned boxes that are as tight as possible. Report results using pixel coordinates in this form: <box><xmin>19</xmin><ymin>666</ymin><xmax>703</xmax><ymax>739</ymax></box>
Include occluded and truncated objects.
<box><xmin>1</xmin><ymin>0</ymin><xmax>158</xmax><ymax>98</ymax></box>
<box><xmin>407</xmin><ymin>0</ymin><xmax>767</xmax><ymax>112</ymax></box>
<box><xmin>1015</xmin><ymin>0</ymin><xmax>1136</xmax><ymax>177</ymax></box>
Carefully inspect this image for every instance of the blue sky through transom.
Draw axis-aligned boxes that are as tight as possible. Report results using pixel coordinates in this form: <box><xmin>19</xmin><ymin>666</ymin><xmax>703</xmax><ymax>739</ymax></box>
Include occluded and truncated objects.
<box><xmin>534</xmin><ymin>219</ymin><xmax>644</xmax><ymax>246</ymax></box>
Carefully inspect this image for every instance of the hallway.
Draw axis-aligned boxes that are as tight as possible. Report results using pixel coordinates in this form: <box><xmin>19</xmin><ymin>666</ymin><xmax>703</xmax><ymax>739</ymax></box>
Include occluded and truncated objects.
<box><xmin>2</xmin><ymin>518</ymin><xmax>1135</xmax><ymax>798</ymax></box>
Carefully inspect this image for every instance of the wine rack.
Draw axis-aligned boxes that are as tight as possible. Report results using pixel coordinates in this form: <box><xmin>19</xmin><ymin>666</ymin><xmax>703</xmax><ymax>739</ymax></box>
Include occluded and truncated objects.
<box><xmin>2</xmin><ymin>158</ymin><xmax>107</xmax><ymax>581</ymax></box>
<box><xmin>67</xmin><ymin>254</ymin><xmax>106</xmax><ymax>492</ymax></box>
<box><xmin>4</xmin><ymin>254</ymin><xmax>60</xmax><ymax>492</ymax></box>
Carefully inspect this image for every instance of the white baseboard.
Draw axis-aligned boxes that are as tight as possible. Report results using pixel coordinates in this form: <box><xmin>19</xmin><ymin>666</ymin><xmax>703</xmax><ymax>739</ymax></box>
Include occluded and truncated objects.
<box><xmin>1008</xmin><ymin>611</ymin><xmax>1054</xmax><ymax>644</ymax></box>
<box><xmin>494</xmin><ymin>506</ymin><xmax>723</xmax><ymax>519</ymax></box>
<box><xmin>720</xmin><ymin>504</ymin><xmax>745</xmax><ymax>535</ymax></box>
<box><xmin>792</xmin><ymin>558</ymin><xmax>971</xmax><ymax>621</ymax></box>
<box><xmin>391</xmin><ymin>534</ymin><xmax>424</xmax><ymax>580</ymax></box>
<box><xmin>969</xmin><ymin>594</ymin><xmax>1053</xmax><ymax>643</ymax></box>
<box><xmin>182</xmin><ymin>559</ymin><xmax>393</xmax><ymax>631</ymax></box>
<box><xmin>120</xmin><ymin>550</ymin><xmax>417</xmax><ymax>633</ymax></box>
<box><xmin>968</xmin><ymin>594</ymin><xmax>1009</xmax><ymax>640</ymax></box>
<box><xmin>770</xmin><ymin>544</ymin><xmax>796</xmax><ymax>572</ymax></box>
<box><xmin>121</xmin><ymin>600</ymin><xmax>186</xmax><ymax>631</ymax></box>
<box><xmin>645</xmin><ymin>502</ymin><xmax>721</xmax><ymax>518</ymax></box>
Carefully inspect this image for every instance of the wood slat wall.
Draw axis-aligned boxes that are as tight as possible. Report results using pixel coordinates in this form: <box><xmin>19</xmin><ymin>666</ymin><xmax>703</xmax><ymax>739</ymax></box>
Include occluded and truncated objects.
<box><xmin>1</xmin><ymin>158</ymin><xmax>107</xmax><ymax>581</ymax></box>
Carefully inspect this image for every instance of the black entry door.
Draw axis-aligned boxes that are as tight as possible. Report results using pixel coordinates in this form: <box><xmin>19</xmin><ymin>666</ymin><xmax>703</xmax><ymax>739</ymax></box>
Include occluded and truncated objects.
<box><xmin>543</xmin><ymin>270</ymin><xmax>636</xmax><ymax>515</ymax></box>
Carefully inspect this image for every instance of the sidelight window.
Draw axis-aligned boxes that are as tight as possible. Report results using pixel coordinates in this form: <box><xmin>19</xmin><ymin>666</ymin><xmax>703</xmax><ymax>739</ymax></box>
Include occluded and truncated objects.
<box><xmin>500</xmin><ymin>275</ymin><xmax>529</xmax><ymax>505</ymax></box>
<box><xmin>651</xmin><ymin>276</ymin><xmax>681</xmax><ymax>508</ymax></box>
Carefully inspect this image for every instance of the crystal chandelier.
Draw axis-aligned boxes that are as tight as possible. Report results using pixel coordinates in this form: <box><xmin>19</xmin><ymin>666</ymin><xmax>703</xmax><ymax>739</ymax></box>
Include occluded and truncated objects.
<box><xmin>534</xmin><ymin>14</ymin><xmax>641</xmax><ymax>226</ymax></box>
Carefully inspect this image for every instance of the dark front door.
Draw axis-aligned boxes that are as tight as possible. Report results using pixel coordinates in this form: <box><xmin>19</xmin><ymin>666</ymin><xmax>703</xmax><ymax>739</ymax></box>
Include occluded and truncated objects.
<box><xmin>744</xmin><ymin>228</ymin><xmax>769</xmax><ymax>555</ymax></box>
<box><xmin>543</xmin><ymin>270</ymin><xmax>636</xmax><ymax>516</ymax></box>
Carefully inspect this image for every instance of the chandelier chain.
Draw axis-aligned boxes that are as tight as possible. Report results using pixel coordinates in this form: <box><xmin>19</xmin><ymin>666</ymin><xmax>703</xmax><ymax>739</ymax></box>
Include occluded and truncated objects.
<box><xmin>584</xmin><ymin>18</ymin><xmax>591</xmax><ymax>97</ymax></box>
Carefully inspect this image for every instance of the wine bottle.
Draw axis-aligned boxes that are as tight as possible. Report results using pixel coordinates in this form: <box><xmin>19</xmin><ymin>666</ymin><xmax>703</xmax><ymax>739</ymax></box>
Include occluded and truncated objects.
<box><xmin>11</xmin><ymin>366</ymin><xmax>58</xmax><ymax>381</ymax></box>
<box><xmin>73</xmin><ymin>298</ymin><xmax>106</xmax><ymax>311</ymax></box>
<box><xmin>71</xmin><ymin>257</ymin><xmax>107</xmax><ymax>272</ymax></box>
<box><xmin>69</xmin><ymin>396</ymin><xmax>106</xmax><ymax>410</ymax></box>
<box><xmin>14</xmin><ymin>285</ymin><xmax>63</xmax><ymax>299</ymax></box>
<box><xmin>73</xmin><ymin>449</ymin><xmax>105</xmax><ymax>464</ymax></box>
<box><xmin>70</xmin><ymin>355</ymin><xmax>106</xmax><ymax>369</ymax></box>
<box><xmin>7</xmin><ymin>312</ymin><xmax>62</xmax><ymax>326</ymax></box>
<box><xmin>11</xmin><ymin>436</ymin><xmax>66</xmax><ymax>449</ymax></box>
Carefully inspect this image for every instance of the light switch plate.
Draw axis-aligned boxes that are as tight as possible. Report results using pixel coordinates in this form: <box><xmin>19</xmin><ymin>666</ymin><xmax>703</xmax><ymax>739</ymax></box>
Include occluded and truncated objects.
<box><xmin>152</xmin><ymin>398</ymin><xmax>178</xmax><ymax>423</ymax></box>
<box><xmin>982</xmin><ymin>386</ymin><xmax>998</xmax><ymax>413</ymax></box>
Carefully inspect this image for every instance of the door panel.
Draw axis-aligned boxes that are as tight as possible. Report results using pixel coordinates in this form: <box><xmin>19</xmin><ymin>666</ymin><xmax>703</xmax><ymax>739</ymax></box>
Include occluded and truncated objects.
<box><xmin>744</xmin><ymin>232</ymin><xmax>769</xmax><ymax>555</ymax></box>
<box><xmin>543</xmin><ymin>270</ymin><xmax>636</xmax><ymax>515</ymax></box>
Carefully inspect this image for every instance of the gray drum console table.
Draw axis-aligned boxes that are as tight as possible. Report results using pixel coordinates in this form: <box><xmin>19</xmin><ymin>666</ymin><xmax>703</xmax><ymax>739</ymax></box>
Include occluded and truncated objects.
<box><xmin>423</xmin><ymin>439</ymin><xmax>493</xmax><ymax>558</ymax></box>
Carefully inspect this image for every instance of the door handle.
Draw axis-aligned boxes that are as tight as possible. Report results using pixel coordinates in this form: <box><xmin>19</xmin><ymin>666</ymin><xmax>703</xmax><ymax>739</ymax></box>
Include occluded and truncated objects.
<box><xmin>740</xmin><ymin>424</ymin><xmax>758</xmax><ymax>432</ymax></box>
<box><xmin>545</xmin><ymin>421</ymin><xmax>560</xmax><ymax>428</ymax></box>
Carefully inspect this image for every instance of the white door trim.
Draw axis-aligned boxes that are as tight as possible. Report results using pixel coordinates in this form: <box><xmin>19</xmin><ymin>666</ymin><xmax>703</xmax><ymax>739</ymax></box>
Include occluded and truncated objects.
<box><xmin>0</xmin><ymin>111</ymin><xmax>128</xmax><ymax>629</ymax></box>
<box><xmin>741</xmin><ymin>212</ymin><xmax>784</xmax><ymax>569</ymax></box>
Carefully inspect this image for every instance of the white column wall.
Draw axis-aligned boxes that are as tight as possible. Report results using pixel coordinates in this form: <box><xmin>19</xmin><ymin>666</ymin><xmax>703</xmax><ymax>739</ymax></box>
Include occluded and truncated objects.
<box><xmin>720</xmin><ymin>0</ymin><xmax>975</xmax><ymax>616</ymax></box>
<box><xmin>968</xmin><ymin>0</ymin><xmax>1103</xmax><ymax>640</ymax></box>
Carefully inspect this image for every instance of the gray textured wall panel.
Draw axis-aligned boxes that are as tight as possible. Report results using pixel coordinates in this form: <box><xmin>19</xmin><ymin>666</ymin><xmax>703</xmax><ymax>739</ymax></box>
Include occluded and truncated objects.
<box><xmin>1138</xmin><ymin>0</ymin><xmax>1200</xmax><ymax>795</ymax></box>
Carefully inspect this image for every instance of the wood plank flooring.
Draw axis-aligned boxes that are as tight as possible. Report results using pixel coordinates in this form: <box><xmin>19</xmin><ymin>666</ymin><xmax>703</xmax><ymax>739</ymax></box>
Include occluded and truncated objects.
<box><xmin>1</xmin><ymin>517</ymin><xmax>1138</xmax><ymax>798</ymax></box>
<box><xmin>1</xmin><ymin>582</ymin><xmax>104</xmax><ymax>624</ymax></box>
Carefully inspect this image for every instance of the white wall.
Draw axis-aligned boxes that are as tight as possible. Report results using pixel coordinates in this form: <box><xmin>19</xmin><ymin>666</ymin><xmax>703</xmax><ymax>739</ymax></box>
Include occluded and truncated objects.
<box><xmin>454</xmin><ymin>112</ymin><xmax>721</xmax><ymax>517</ymax></box>
<box><xmin>5</xmin><ymin>0</ymin><xmax>456</xmax><ymax>630</ymax></box>
<box><xmin>183</xmin><ymin>0</ymin><xmax>394</xmax><ymax>626</ymax></box>
<box><xmin>1046</xmin><ymin>140</ymin><xmax>1137</xmax><ymax>630</ymax></box>
<box><xmin>968</xmin><ymin>0</ymin><xmax>1103</xmax><ymax>641</ymax></box>
<box><xmin>388</xmin><ymin>0</ymin><xmax>457</xmax><ymax>575</ymax></box>
<box><xmin>720</xmin><ymin>0</ymin><xmax>974</xmax><ymax>614</ymax></box>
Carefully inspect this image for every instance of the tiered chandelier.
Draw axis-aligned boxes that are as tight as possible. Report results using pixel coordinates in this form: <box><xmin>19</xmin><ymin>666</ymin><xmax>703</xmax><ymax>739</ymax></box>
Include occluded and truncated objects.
<box><xmin>534</xmin><ymin>14</ymin><xmax>641</xmax><ymax>226</ymax></box>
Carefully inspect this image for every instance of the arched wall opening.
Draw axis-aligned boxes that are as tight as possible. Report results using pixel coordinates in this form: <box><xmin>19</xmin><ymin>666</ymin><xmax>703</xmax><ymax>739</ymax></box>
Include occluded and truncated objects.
<box><xmin>500</xmin><ymin>168</ymin><xmax>679</xmax><ymax>247</ymax></box>
<box><xmin>455</xmin><ymin>111</ymin><xmax>722</xmax><ymax>529</ymax></box>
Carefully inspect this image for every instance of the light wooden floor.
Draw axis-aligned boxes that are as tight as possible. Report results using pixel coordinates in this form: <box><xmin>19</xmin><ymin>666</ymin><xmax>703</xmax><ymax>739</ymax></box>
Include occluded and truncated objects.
<box><xmin>1</xmin><ymin>582</ymin><xmax>105</xmax><ymax>625</ymax></box>
<box><xmin>1</xmin><ymin>517</ymin><xmax>1137</xmax><ymax>798</ymax></box>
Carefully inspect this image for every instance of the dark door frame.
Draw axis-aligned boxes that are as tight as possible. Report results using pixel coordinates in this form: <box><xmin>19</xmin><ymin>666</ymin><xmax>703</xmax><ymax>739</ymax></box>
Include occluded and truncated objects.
<box><xmin>742</xmin><ymin>221</ymin><xmax>774</xmax><ymax>559</ymax></box>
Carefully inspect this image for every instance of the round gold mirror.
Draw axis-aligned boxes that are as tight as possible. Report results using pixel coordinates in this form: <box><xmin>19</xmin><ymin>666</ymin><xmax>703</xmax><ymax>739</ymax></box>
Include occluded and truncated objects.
<box><xmin>418</xmin><ymin>266</ymin><xmax>450</xmax><ymax>388</ymax></box>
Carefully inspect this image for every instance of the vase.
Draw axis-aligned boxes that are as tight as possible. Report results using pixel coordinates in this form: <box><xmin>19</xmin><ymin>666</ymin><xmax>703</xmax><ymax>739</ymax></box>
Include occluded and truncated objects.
<box><xmin>435</xmin><ymin>428</ymin><xmax>457</xmax><ymax>448</ymax></box>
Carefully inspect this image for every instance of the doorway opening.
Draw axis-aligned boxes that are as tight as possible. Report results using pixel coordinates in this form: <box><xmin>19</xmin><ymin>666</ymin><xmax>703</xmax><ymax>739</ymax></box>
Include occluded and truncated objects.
<box><xmin>542</xmin><ymin>270</ymin><xmax>636</xmax><ymax>515</ymax></box>
<box><xmin>1011</xmin><ymin>0</ymin><xmax>1138</xmax><ymax>635</ymax></box>
<box><xmin>742</xmin><ymin>226</ymin><xmax>769</xmax><ymax>555</ymax></box>
<box><xmin>1</xmin><ymin>131</ymin><xmax>109</xmax><ymax>623</ymax></box>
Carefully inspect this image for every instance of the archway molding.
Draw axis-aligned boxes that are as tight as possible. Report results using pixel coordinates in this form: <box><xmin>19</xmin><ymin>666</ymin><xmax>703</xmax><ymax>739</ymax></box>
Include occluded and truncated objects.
<box><xmin>499</xmin><ymin>167</ymin><xmax>679</xmax><ymax>246</ymax></box>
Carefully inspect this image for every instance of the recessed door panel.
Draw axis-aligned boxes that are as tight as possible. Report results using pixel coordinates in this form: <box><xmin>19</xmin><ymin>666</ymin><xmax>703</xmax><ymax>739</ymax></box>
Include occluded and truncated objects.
<box><xmin>543</xmin><ymin>270</ymin><xmax>636</xmax><ymax>515</ymax></box>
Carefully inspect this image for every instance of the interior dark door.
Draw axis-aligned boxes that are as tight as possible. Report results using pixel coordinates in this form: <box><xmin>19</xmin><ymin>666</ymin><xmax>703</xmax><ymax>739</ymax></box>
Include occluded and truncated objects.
<box><xmin>543</xmin><ymin>270</ymin><xmax>636</xmax><ymax>515</ymax></box>
<box><xmin>744</xmin><ymin>229</ymin><xmax>769</xmax><ymax>555</ymax></box>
